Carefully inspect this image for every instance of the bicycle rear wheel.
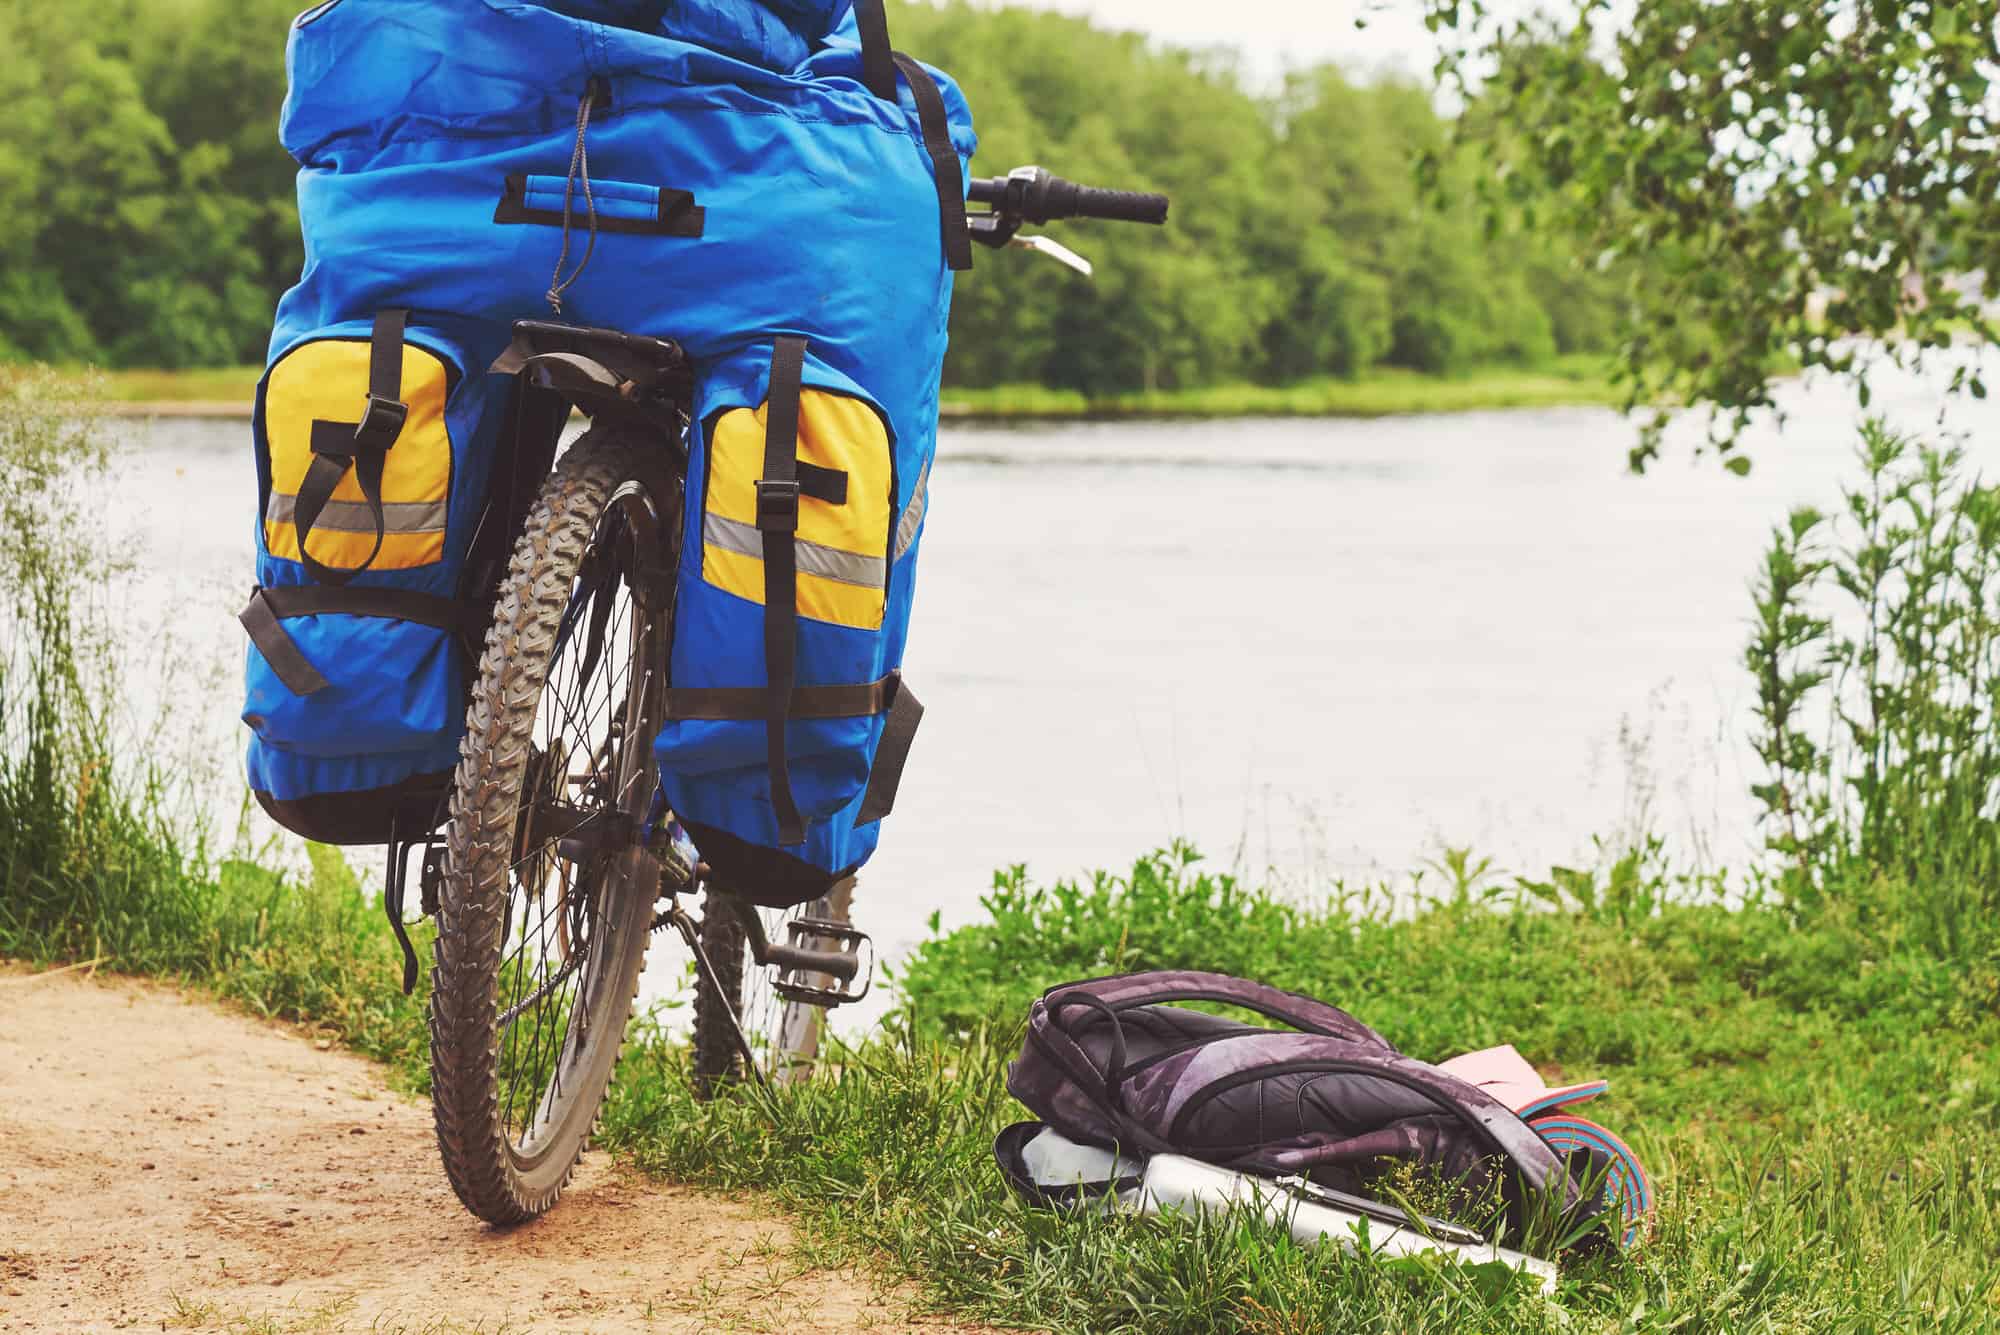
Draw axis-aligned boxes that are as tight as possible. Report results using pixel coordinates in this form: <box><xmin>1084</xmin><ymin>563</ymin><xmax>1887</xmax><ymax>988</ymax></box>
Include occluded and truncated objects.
<box><xmin>429</xmin><ymin>431</ymin><xmax>673</xmax><ymax>1224</ymax></box>
<box><xmin>689</xmin><ymin>878</ymin><xmax>857</xmax><ymax>1093</ymax></box>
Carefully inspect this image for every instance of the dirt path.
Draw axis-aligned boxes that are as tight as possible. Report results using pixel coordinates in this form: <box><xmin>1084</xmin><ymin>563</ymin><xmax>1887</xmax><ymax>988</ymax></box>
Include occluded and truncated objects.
<box><xmin>0</xmin><ymin>966</ymin><xmax>977</xmax><ymax>1334</ymax></box>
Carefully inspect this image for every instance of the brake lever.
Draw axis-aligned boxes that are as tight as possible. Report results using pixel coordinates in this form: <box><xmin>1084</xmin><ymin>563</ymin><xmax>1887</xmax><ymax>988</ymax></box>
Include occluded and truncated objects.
<box><xmin>1009</xmin><ymin>235</ymin><xmax>1093</xmax><ymax>278</ymax></box>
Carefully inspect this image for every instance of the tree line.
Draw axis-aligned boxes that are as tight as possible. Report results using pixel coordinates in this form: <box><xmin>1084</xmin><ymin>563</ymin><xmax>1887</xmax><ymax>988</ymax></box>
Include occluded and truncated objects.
<box><xmin>0</xmin><ymin>0</ymin><xmax>1636</xmax><ymax>392</ymax></box>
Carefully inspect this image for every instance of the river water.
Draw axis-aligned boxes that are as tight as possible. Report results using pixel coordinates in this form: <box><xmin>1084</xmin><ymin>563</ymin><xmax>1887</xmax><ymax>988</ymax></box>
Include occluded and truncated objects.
<box><xmin>100</xmin><ymin>352</ymin><xmax>1997</xmax><ymax>1013</ymax></box>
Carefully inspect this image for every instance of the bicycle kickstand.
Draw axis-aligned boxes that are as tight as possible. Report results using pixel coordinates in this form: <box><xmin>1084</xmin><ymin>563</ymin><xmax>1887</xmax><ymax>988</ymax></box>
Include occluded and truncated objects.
<box><xmin>661</xmin><ymin>904</ymin><xmax>774</xmax><ymax>1096</ymax></box>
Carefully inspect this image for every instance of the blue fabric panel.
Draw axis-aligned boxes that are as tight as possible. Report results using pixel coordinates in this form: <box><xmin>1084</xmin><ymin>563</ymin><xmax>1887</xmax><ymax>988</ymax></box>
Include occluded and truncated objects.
<box><xmin>518</xmin><ymin>0</ymin><xmax>847</xmax><ymax>70</ymax></box>
<box><xmin>245</xmin><ymin>618</ymin><xmax>459</xmax><ymax>758</ymax></box>
<box><xmin>522</xmin><ymin>174</ymin><xmax>661</xmax><ymax>221</ymax></box>
<box><xmin>248</xmin><ymin>736</ymin><xmax>464</xmax><ymax>803</ymax></box>
<box><xmin>666</xmin><ymin>1</ymin><xmax>815</xmax><ymax>71</ymax></box>
<box><xmin>524</xmin><ymin>0</ymin><xmax>672</xmax><ymax>26</ymax></box>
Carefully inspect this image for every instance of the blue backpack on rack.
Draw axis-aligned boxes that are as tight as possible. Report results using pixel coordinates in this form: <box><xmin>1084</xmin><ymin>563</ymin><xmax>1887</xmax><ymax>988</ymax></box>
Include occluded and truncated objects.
<box><xmin>240</xmin><ymin>0</ymin><xmax>973</xmax><ymax>901</ymax></box>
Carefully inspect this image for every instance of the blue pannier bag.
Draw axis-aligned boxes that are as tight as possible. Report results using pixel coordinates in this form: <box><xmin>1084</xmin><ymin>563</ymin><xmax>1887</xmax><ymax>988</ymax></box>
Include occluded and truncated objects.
<box><xmin>241</xmin><ymin>0</ymin><xmax>974</xmax><ymax>902</ymax></box>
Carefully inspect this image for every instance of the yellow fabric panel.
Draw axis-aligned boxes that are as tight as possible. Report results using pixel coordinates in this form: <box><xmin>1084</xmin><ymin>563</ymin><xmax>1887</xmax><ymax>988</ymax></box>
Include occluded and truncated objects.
<box><xmin>263</xmin><ymin>339</ymin><xmax>452</xmax><ymax>568</ymax></box>
<box><xmin>704</xmin><ymin>389</ymin><xmax>891</xmax><ymax>630</ymax></box>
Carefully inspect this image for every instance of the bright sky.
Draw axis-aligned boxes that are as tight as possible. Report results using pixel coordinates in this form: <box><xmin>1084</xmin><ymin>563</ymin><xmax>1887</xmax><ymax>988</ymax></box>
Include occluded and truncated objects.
<box><xmin>993</xmin><ymin>0</ymin><xmax>1446</xmax><ymax>80</ymax></box>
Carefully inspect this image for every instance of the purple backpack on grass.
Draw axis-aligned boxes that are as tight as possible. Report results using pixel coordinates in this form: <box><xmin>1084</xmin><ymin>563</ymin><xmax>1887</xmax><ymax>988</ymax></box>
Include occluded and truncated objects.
<box><xmin>1000</xmin><ymin>971</ymin><xmax>1610</xmax><ymax>1245</ymax></box>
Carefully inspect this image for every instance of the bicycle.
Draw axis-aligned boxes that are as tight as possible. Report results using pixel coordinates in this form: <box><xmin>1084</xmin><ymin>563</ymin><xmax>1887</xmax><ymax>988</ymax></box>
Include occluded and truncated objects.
<box><xmin>384</xmin><ymin>168</ymin><xmax>1169</xmax><ymax>1224</ymax></box>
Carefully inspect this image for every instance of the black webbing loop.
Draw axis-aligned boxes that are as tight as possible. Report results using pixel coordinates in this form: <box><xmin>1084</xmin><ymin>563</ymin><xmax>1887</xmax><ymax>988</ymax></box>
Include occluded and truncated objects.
<box><xmin>759</xmin><ymin>337</ymin><xmax>810</xmax><ymax>847</ymax></box>
<box><xmin>292</xmin><ymin>309</ymin><xmax>410</xmax><ymax>586</ymax></box>
<box><xmin>853</xmin><ymin>0</ymin><xmax>896</xmax><ymax>102</ymax></box>
<box><xmin>797</xmin><ymin>460</ymin><xmax>848</xmax><ymax>505</ymax></box>
<box><xmin>239</xmin><ymin>587</ymin><xmax>331</xmax><ymax>697</ymax></box>
<box><xmin>855</xmin><ymin>676</ymin><xmax>922</xmax><ymax>824</ymax></box>
<box><xmin>239</xmin><ymin>584</ymin><xmax>479</xmax><ymax>698</ymax></box>
<box><xmin>888</xmin><ymin>53</ymin><xmax>973</xmax><ymax>272</ymax></box>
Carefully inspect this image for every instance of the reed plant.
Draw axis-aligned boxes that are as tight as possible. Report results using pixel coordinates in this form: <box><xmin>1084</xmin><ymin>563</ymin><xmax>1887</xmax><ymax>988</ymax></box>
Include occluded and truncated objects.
<box><xmin>1748</xmin><ymin>420</ymin><xmax>2000</xmax><ymax>947</ymax></box>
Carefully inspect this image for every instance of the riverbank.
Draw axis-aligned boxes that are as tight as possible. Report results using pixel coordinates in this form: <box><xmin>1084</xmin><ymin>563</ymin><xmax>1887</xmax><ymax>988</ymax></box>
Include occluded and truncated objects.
<box><xmin>96</xmin><ymin>356</ymin><xmax>1622</xmax><ymax>420</ymax></box>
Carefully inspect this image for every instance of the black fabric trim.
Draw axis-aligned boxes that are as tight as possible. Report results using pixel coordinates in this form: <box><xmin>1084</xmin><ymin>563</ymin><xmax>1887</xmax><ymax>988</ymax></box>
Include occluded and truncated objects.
<box><xmin>759</xmin><ymin>337</ymin><xmax>809</xmax><ymax>847</ymax></box>
<box><xmin>239</xmin><ymin>587</ymin><xmax>330</xmax><ymax>696</ymax></box>
<box><xmin>254</xmin><ymin>769</ymin><xmax>452</xmax><ymax>847</ymax></box>
<box><xmin>797</xmin><ymin>460</ymin><xmax>848</xmax><ymax>505</ymax></box>
<box><xmin>493</xmin><ymin>174</ymin><xmax>705</xmax><ymax>238</ymax></box>
<box><xmin>855</xmin><ymin>674</ymin><xmax>922</xmax><ymax>825</ymax></box>
<box><xmin>889</xmin><ymin>52</ymin><xmax>972</xmax><ymax>272</ymax></box>
<box><xmin>853</xmin><ymin>0</ymin><xmax>896</xmax><ymax>101</ymax></box>
<box><xmin>292</xmin><ymin>309</ymin><xmax>408</xmax><ymax>587</ymax></box>
<box><xmin>682</xmin><ymin>819</ymin><xmax>854</xmax><ymax>910</ymax></box>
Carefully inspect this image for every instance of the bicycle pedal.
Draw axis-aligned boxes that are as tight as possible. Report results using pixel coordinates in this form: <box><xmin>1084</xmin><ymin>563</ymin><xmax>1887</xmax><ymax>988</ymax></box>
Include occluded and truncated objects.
<box><xmin>771</xmin><ymin>919</ymin><xmax>873</xmax><ymax>1008</ymax></box>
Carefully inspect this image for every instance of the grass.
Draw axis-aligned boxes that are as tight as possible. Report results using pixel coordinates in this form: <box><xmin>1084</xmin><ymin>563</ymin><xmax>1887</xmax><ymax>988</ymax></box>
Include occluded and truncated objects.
<box><xmin>99</xmin><ymin>364</ymin><xmax>263</xmax><ymax>405</ymax></box>
<box><xmin>6</xmin><ymin>369</ymin><xmax>1999</xmax><ymax>1330</ymax></box>
<box><xmin>941</xmin><ymin>355</ymin><xmax>1623</xmax><ymax>419</ymax></box>
<box><xmin>88</xmin><ymin>357</ymin><xmax>1622</xmax><ymax>419</ymax></box>
<box><xmin>595</xmin><ymin>847</ymin><xmax>2000</xmax><ymax>1333</ymax></box>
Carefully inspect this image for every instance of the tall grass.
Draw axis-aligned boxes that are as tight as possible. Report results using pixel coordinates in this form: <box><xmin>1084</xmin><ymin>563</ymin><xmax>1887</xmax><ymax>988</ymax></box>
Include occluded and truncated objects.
<box><xmin>1749</xmin><ymin>420</ymin><xmax>2000</xmax><ymax>948</ymax></box>
<box><xmin>0</xmin><ymin>369</ymin><xmax>432</xmax><ymax>1082</ymax></box>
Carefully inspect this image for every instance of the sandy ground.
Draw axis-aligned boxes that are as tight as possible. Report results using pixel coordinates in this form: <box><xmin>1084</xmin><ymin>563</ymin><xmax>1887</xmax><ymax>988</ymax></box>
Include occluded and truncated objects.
<box><xmin>0</xmin><ymin>965</ymin><xmax>981</xmax><ymax>1335</ymax></box>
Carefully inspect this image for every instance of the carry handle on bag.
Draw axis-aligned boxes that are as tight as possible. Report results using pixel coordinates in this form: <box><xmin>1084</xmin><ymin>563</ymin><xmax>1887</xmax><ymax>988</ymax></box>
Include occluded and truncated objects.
<box><xmin>1042</xmin><ymin>969</ymin><xmax>1392</xmax><ymax>1048</ymax></box>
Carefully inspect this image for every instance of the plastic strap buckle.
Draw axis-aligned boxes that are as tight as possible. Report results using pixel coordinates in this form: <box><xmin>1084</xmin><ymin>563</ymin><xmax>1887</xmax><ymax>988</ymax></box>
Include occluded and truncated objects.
<box><xmin>353</xmin><ymin>394</ymin><xmax>409</xmax><ymax>453</ymax></box>
<box><xmin>755</xmin><ymin>477</ymin><xmax>800</xmax><ymax>533</ymax></box>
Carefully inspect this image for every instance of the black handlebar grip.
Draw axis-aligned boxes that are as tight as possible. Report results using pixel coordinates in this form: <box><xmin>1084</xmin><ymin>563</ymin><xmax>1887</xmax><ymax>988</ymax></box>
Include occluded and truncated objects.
<box><xmin>1048</xmin><ymin>180</ymin><xmax>1170</xmax><ymax>225</ymax></box>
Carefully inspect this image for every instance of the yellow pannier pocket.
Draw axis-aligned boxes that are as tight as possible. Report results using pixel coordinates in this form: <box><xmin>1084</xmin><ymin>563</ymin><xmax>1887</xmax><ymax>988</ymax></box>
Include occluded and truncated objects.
<box><xmin>703</xmin><ymin>390</ymin><xmax>891</xmax><ymax>630</ymax></box>
<box><xmin>263</xmin><ymin>339</ymin><xmax>453</xmax><ymax>569</ymax></box>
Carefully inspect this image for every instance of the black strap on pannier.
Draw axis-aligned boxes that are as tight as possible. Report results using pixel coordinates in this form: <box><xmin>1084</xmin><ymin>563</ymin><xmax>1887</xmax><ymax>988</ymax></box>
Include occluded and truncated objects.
<box><xmin>701</xmin><ymin>337</ymin><xmax>926</xmax><ymax>845</ymax></box>
<box><xmin>239</xmin><ymin>584</ymin><xmax>477</xmax><ymax>697</ymax></box>
<box><xmin>853</xmin><ymin>1</ymin><xmax>972</xmax><ymax>272</ymax></box>
<box><xmin>292</xmin><ymin>308</ymin><xmax>410</xmax><ymax>585</ymax></box>
<box><xmin>758</xmin><ymin>336</ymin><xmax>811</xmax><ymax>846</ymax></box>
<box><xmin>666</xmin><ymin>670</ymin><xmax>905</xmax><ymax>723</ymax></box>
<box><xmin>855</xmin><ymin>672</ymin><xmax>922</xmax><ymax>824</ymax></box>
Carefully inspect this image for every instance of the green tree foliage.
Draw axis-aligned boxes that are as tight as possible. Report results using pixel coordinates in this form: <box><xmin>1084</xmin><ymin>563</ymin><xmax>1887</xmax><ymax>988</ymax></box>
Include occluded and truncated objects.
<box><xmin>0</xmin><ymin>0</ymin><xmax>1630</xmax><ymax>388</ymax></box>
<box><xmin>0</xmin><ymin>0</ymin><xmax>301</xmax><ymax>367</ymax></box>
<box><xmin>1425</xmin><ymin>0</ymin><xmax>2000</xmax><ymax>465</ymax></box>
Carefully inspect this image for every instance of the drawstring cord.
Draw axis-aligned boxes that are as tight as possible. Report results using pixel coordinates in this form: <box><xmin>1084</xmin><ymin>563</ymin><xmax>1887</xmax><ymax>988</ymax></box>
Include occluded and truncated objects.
<box><xmin>546</xmin><ymin>80</ymin><xmax>605</xmax><ymax>315</ymax></box>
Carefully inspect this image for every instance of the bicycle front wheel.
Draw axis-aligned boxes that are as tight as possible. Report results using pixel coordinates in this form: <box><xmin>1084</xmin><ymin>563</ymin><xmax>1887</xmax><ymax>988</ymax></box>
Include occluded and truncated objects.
<box><xmin>429</xmin><ymin>430</ymin><xmax>674</xmax><ymax>1224</ymax></box>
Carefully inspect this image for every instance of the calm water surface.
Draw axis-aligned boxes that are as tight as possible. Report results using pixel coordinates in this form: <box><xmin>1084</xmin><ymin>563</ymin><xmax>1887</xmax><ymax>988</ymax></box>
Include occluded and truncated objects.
<box><xmin>104</xmin><ymin>354</ymin><xmax>1998</xmax><ymax>1019</ymax></box>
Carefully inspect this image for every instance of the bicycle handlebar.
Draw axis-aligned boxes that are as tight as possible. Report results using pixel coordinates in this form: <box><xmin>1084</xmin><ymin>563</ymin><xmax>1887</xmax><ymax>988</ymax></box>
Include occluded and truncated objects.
<box><xmin>967</xmin><ymin>167</ymin><xmax>1170</xmax><ymax>227</ymax></box>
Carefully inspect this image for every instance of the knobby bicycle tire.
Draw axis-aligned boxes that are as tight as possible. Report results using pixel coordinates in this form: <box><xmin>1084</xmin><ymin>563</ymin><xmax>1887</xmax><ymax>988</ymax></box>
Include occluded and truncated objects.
<box><xmin>429</xmin><ymin>430</ymin><xmax>672</xmax><ymax>1224</ymax></box>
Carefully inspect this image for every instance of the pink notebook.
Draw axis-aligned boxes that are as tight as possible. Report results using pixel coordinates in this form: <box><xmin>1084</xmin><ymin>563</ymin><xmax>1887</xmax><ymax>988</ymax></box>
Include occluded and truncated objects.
<box><xmin>1436</xmin><ymin>1044</ymin><xmax>1607</xmax><ymax>1119</ymax></box>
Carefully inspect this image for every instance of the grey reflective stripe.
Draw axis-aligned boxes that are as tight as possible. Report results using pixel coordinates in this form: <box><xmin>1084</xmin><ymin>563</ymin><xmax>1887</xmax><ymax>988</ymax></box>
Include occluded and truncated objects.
<box><xmin>703</xmin><ymin>512</ymin><xmax>885</xmax><ymax>590</ymax></box>
<box><xmin>266</xmin><ymin>493</ymin><xmax>446</xmax><ymax>535</ymax></box>
<box><xmin>894</xmin><ymin>458</ymin><xmax>929</xmax><ymax>561</ymax></box>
